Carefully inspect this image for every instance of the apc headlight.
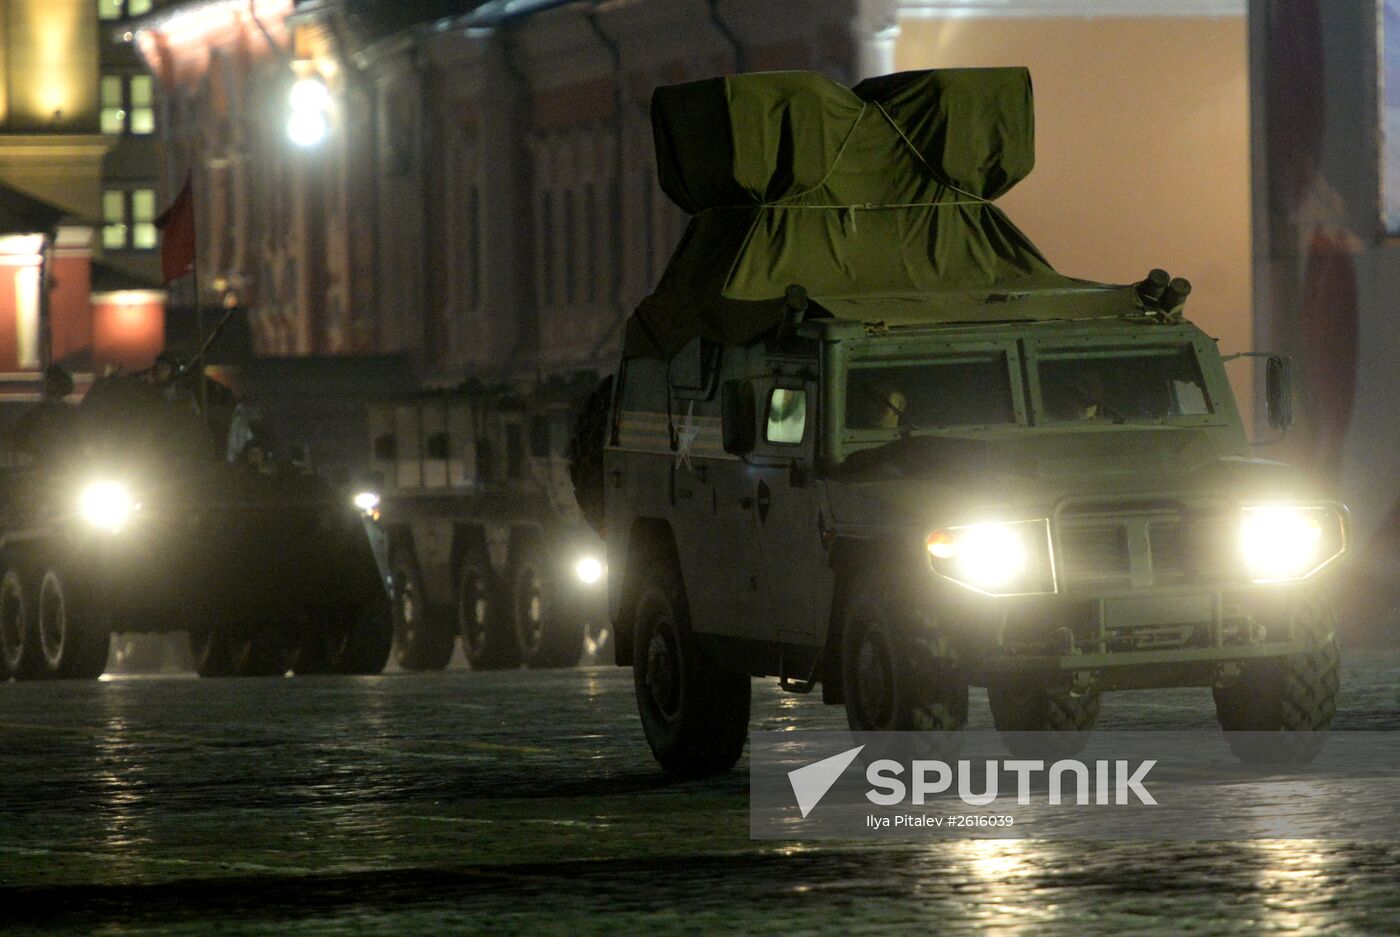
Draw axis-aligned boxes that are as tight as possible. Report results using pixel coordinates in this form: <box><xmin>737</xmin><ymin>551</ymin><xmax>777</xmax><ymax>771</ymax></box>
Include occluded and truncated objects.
<box><xmin>926</xmin><ymin>519</ymin><xmax>1056</xmax><ymax>596</ymax></box>
<box><xmin>574</xmin><ymin>555</ymin><xmax>605</xmax><ymax>586</ymax></box>
<box><xmin>1240</xmin><ymin>503</ymin><xmax>1347</xmax><ymax>583</ymax></box>
<box><xmin>79</xmin><ymin>481</ymin><xmax>137</xmax><ymax>533</ymax></box>
<box><xmin>352</xmin><ymin>491</ymin><xmax>381</xmax><ymax>519</ymax></box>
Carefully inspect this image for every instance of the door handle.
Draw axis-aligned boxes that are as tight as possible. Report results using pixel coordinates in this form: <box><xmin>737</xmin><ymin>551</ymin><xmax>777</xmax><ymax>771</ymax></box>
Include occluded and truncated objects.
<box><xmin>755</xmin><ymin>479</ymin><xmax>772</xmax><ymax>522</ymax></box>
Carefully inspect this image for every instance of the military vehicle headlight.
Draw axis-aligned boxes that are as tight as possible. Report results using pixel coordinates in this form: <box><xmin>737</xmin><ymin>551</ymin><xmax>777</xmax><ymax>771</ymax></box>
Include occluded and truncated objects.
<box><xmin>1240</xmin><ymin>504</ymin><xmax>1347</xmax><ymax>582</ymax></box>
<box><xmin>79</xmin><ymin>481</ymin><xmax>137</xmax><ymax>533</ymax></box>
<box><xmin>574</xmin><ymin>555</ymin><xmax>605</xmax><ymax>586</ymax></box>
<box><xmin>926</xmin><ymin>519</ymin><xmax>1056</xmax><ymax>596</ymax></box>
<box><xmin>353</xmin><ymin>491</ymin><xmax>381</xmax><ymax>519</ymax></box>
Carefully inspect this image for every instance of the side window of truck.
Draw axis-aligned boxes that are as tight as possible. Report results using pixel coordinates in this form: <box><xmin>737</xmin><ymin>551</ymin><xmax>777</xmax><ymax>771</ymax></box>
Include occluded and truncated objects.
<box><xmin>669</xmin><ymin>338</ymin><xmax>722</xmax><ymax>400</ymax></box>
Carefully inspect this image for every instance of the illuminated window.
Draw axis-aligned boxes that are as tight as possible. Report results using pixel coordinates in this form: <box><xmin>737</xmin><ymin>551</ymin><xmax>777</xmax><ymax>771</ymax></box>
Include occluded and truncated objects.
<box><xmin>103</xmin><ymin>189</ymin><xmax>158</xmax><ymax>252</ymax></box>
<box><xmin>101</xmin><ymin>74</ymin><xmax>156</xmax><ymax>135</ymax></box>
<box><xmin>100</xmin><ymin>0</ymin><xmax>153</xmax><ymax>19</ymax></box>
<box><xmin>103</xmin><ymin>191</ymin><xmax>127</xmax><ymax>249</ymax></box>
<box><xmin>100</xmin><ymin>76</ymin><xmax>125</xmax><ymax>134</ymax></box>
<box><xmin>130</xmin><ymin>76</ymin><xmax>155</xmax><ymax>134</ymax></box>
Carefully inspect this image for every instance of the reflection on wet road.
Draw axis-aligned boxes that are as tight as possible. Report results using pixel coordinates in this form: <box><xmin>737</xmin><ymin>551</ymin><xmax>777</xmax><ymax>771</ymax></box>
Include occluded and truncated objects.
<box><xmin>2</xmin><ymin>653</ymin><xmax>1398</xmax><ymax>935</ymax></box>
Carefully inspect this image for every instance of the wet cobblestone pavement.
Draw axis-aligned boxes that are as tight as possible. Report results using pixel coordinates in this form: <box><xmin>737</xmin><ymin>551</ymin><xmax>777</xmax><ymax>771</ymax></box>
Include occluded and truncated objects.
<box><xmin>2</xmin><ymin>652</ymin><xmax>1399</xmax><ymax>935</ymax></box>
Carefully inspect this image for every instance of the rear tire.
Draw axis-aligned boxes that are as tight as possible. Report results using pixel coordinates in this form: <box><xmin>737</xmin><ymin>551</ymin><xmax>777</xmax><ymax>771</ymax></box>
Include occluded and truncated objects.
<box><xmin>988</xmin><ymin>679</ymin><xmax>1101</xmax><ymax>758</ymax></box>
<box><xmin>0</xmin><ymin>568</ymin><xmax>34</xmax><ymax>679</ymax></box>
<box><xmin>390</xmin><ymin>547</ymin><xmax>454</xmax><ymax>672</ymax></box>
<box><xmin>1213</xmin><ymin>588</ymin><xmax>1340</xmax><ymax>764</ymax></box>
<box><xmin>35</xmin><ymin>568</ymin><xmax>109</xmax><ymax>680</ymax></box>
<box><xmin>511</xmin><ymin>546</ymin><xmax>584</xmax><ymax>669</ymax></box>
<box><xmin>458</xmin><ymin>552</ymin><xmax>517</xmax><ymax>670</ymax></box>
<box><xmin>632</xmin><ymin>560</ymin><xmax>750</xmax><ymax>777</ymax></box>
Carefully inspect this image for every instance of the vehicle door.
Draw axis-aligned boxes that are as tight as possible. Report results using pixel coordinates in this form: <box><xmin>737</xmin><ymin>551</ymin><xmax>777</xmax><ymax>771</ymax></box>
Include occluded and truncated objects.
<box><xmin>663</xmin><ymin>341</ymin><xmax>772</xmax><ymax>641</ymax></box>
<box><xmin>744</xmin><ymin>362</ymin><xmax>831</xmax><ymax>647</ymax></box>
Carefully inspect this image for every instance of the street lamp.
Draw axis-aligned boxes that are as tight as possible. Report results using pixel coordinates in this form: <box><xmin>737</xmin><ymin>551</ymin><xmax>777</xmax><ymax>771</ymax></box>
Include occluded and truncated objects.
<box><xmin>287</xmin><ymin>76</ymin><xmax>330</xmax><ymax>147</ymax></box>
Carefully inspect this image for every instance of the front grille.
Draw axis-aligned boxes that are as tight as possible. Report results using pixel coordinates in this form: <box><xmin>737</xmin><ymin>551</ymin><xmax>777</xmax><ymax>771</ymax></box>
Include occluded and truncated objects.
<box><xmin>1059</xmin><ymin>524</ymin><xmax>1130</xmax><ymax>585</ymax></box>
<box><xmin>1056</xmin><ymin>501</ymin><xmax>1236</xmax><ymax>590</ymax></box>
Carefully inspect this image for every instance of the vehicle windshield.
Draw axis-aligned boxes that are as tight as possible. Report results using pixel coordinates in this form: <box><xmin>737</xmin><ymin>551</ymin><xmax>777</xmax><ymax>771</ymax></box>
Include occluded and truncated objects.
<box><xmin>1036</xmin><ymin>345</ymin><xmax>1211</xmax><ymax>423</ymax></box>
<box><xmin>845</xmin><ymin>354</ymin><xmax>1015</xmax><ymax>432</ymax></box>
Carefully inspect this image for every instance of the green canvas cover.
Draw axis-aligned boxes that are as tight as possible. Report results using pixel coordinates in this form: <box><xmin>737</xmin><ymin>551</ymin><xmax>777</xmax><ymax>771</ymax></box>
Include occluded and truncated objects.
<box><xmin>624</xmin><ymin>68</ymin><xmax>1144</xmax><ymax>360</ymax></box>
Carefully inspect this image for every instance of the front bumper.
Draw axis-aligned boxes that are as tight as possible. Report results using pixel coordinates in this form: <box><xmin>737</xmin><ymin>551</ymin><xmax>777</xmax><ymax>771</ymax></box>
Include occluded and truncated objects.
<box><xmin>935</xmin><ymin>580</ymin><xmax>1319</xmax><ymax>689</ymax></box>
<box><xmin>66</xmin><ymin>503</ymin><xmax>384</xmax><ymax>627</ymax></box>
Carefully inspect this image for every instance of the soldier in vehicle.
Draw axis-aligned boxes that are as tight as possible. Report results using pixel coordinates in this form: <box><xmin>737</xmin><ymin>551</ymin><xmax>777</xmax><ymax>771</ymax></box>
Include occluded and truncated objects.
<box><xmin>848</xmin><ymin>372</ymin><xmax>909</xmax><ymax>430</ymax></box>
<box><xmin>147</xmin><ymin>350</ymin><xmax>200</xmax><ymax>411</ymax></box>
<box><xmin>13</xmin><ymin>364</ymin><xmax>81</xmax><ymax>463</ymax></box>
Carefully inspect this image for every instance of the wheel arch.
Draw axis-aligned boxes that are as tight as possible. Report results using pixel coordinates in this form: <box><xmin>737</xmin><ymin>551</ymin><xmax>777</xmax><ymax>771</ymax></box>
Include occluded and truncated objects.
<box><xmin>821</xmin><ymin>535</ymin><xmax>916</xmax><ymax>704</ymax></box>
<box><xmin>614</xmin><ymin>516</ymin><xmax>682</xmax><ymax>668</ymax></box>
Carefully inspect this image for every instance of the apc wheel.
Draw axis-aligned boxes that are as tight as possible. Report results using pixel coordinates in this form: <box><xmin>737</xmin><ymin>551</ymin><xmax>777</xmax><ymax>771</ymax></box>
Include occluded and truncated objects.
<box><xmin>35</xmin><ymin>569</ymin><xmax>109</xmax><ymax>680</ymax></box>
<box><xmin>1214</xmin><ymin>588</ymin><xmax>1341</xmax><ymax>764</ymax></box>
<box><xmin>188</xmin><ymin>628</ymin><xmax>232</xmax><ymax>678</ymax></box>
<box><xmin>226</xmin><ymin>626</ymin><xmax>291</xmax><ymax>678</ymax></box>
<box><xmin>632</xmin><ymin>561</ymin><xmax>750</xmax><ymax>777</ymax></box>
<box><xmin>0</xmin><ymin>569</ymin><xmax>35</xmax><ymax>679</ymax></box>
<box><xmin>294</xmin><ymin>600</ymin><xmax>393</xmax><ymax>676</ymax></box>
<box><xmin>192</xmin><ymin>627</ymin><xmax>289</xmax><ymax>678</ymax></box>
<box><xmin>511</xmin><ymin>547</ymin><xmax>584</xmax><ymax>669</ymax></box>
<box><xmin>458</xmin><ymin>552</ymin><xmax>517</xmax><ymax>670</ymax></box>
<box><xmin>988</xmin><ymin>679</ymin><xmax>1101</xmax><ymax>758</ymax></box>
<box><xmin>841</xmin><ymin>579</ymin><xmax>968</xmax><ymax>736</ymax></box>
<box><xmin>390</xmin><ymin>547</ymin><xmax>454</xmax><ymax>672</ymax></box>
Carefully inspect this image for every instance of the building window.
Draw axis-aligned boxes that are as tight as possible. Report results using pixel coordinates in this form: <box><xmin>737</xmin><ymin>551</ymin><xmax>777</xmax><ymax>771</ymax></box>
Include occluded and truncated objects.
<box><xmin>103</xmin><ymin>189</ymin><xmax>157</xmax><ymax>251</ymax></box>
<box><xmin>99</xmin><ymin>0</ymin><xmax>153</xmax><ymax>21</ymax></box>
<box><xmin>101</xmin><ymin>74</ymin><xmax>155</xmax><ymax>135</ymax></box>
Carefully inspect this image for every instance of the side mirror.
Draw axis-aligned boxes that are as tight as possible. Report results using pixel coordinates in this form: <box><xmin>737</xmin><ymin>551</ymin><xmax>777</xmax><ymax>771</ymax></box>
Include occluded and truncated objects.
<box><xmin>1265</xmin><ymin>355</ymin><xmax>1293</xmax><ymax>430</ymax></box>
<box><xmin>721</xmin><ymin>379</ymin><xmax>756</xmax><ymax>456</ymax></box>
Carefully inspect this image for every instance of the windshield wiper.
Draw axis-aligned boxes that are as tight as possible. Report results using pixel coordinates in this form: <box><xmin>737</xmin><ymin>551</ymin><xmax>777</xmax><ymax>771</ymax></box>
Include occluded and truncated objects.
<box><xmin>854</xmin><ymin>382</ymin><xmax>920</xmax><ymax>435</ymax></box>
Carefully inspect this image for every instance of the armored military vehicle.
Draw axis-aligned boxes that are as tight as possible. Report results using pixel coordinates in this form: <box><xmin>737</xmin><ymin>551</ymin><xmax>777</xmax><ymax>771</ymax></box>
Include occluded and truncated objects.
<box><xmin>575</xmin><ymin>69</ymin><xmax>1346</xmax><ymax>776</ymax></box>
<box><xmin>0</xmin><ymin>367</ymin><xmax>392</xmax><ymax>680</ymax></box>
<box><xmin>367</xmin><ymin>375</ymin><xmax>606</xmax><ymax>671</ymax></box>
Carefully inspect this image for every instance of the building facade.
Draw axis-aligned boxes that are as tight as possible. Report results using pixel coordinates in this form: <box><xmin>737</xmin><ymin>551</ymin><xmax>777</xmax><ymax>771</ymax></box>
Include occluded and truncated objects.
<box><xmin>0</xmin><ymin>0</ymin><xmax>169</xmax><ymax>399</ymax></box>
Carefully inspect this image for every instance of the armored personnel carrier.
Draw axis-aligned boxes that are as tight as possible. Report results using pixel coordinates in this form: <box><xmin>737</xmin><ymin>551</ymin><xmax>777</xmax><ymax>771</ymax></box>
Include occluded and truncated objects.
<box><xmin>575</xmin><ymin>68</ymin><xmax>1346</xmax><ymax>776</ymax></box>
<box><xmin>366</xmin><ymin>375</ymin><xmax>606</xmax><ymax>671</ymax></box>
<box><xmin>0</xmin><ymin>367</ymin><xmax>392</xmax><ymax>680</ymax></box>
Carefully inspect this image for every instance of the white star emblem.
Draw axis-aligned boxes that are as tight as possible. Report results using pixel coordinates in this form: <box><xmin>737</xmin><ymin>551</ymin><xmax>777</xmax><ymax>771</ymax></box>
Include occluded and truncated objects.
<box><xmin>674</xmin><ymin>401</ymin><xmax>700</xmax><ymax>473</ymax></box>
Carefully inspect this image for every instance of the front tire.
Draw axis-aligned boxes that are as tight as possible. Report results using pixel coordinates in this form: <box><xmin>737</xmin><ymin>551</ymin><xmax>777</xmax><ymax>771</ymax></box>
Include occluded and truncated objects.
<box><xmin>390</xmin><ymin>547</ymin><xmax>454</xmax><ymax>672</ymax></box>
<box><xmin>35</xmin><ymin>568</ymin><xmax>109</xmax><ymax>680</ymax></box>
<box><xmin>840</xmin><ymin>578</ymin><xmax>968</xmax><ymax>735</ymax></box>
<box><xmin>632</xmin><ymin>561</ymin><xmax>750</xmax><ymax>777</ymax></box>
<box><xmin>988</xmin><ymin>679</ymin><xmax>1101</xmax><ymax>758</ymax></box>
<box><xmin>1213</xmin><ymin>588</ymin><xmax>1341</xmax><ymax>763</ymax></box>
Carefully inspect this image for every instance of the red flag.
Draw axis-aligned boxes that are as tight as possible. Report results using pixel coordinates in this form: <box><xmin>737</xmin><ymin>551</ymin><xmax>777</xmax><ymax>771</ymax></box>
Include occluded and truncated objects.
<box><xmin>155</xmin><ymin>175</ymin><xmax>196</xmax><ymax>283</ymax></box>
